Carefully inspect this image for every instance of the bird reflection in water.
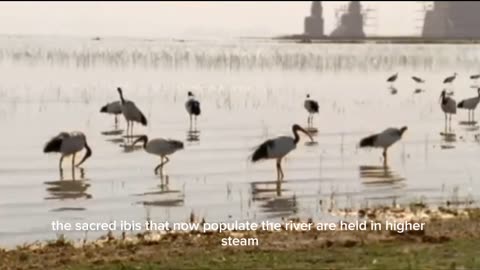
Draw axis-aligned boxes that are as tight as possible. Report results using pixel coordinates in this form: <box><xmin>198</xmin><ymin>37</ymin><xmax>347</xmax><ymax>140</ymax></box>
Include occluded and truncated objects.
<box><xmin>186</xmin><ymin>126</ymin><xmax>200</xmax><ymax>143</ymax></box>
<box><xmin>359</xmin><ymin>164</ymin><xmax>405</xmax><ymax>185</ymax></box>
<box><xmin>250</xmin><ymin>180</ymin><xmax>297</xmax><ymax>218</ymax></box>
<box><xmin>45</xmin><ymin>168</ymin><xmax>92</xmax><ymax>201</ymax></box>
<box><xmin>359</xmin><ymin>163</ymin><xmax>406</xmax><ymax>206</ymax></box>
<box><xmin>135</xmin><ymin>174</ymin><xmax>184</xmax><ymax>207</ymax></box>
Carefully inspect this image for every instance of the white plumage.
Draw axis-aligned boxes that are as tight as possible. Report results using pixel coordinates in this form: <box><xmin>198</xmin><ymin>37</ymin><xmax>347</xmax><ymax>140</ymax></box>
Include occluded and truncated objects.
<box><xmin>359</xmin><ymin>126</ymin><xmax>407</xmax><ymax>160</ymax></box>
<box><xmin>117</xmin><ymin>87</ymin><xmax>147</xmax><ymax>137</ymax></box>
<box><xmin>133</xmin><ymin>135</ymin><xmax>184</xmax><ymax>175</ymax></box>
<box><xmin>251</xmin><ymin>124</ymin><xmax>313</xmax><ymax>181</ymax></box>
<box><xmin>457</xmin><ymin>88</ymin><xmax>480</xmax><ymax>122</ymax></box>
<box><xmin>43</xmin><ymin>131</ymin><xmax>92</xmax><ymax>169</ymax></box>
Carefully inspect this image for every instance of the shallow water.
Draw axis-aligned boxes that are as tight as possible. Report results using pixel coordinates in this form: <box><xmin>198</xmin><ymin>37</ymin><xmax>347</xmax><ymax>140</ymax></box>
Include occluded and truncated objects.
<box><xmin>1</xmin><ymin>36</ymin><xmax>480</xmax><ymax>247</ymax></box>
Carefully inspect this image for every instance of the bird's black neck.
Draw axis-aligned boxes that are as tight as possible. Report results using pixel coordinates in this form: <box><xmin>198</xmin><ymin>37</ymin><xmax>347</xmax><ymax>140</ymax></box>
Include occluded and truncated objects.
<box><xmin>118</xmin><ymin>90</ymin><xmax>125</xmax><ymax>105</ymax></box>
<box><xmin>293</xmin><ymin>128</ymin><xmax>300</xmax><ymax>144</ymax></box>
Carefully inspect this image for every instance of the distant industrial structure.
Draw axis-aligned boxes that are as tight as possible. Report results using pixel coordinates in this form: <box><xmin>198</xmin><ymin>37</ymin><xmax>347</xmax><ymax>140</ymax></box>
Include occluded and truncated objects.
<box><xmin>422</xmin><ymin>1</ymin><xmax>480</xmax><ymax>38</ymax></box>
<box><xmin>304</xmin><ymin>1</ymin><xmax>324</xmax><ymax>38</ymax></box>
<box><xmin>303</xmin><ymin>1</ymin><xmax>367</xmax><ymax>39</ymax></box>
<box><xmin>330</xmin><ymin>1</ymin><xmax>365</xmax><ymax>38</ymax></box>
<box><xmin>300</xmin><ymin>1</ymin><xmax>480</xmax><ymax>40</ymax></box>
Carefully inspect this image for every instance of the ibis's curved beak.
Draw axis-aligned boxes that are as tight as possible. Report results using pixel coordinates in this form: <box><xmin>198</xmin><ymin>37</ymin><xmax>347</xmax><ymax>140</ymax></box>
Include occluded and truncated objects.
<box><xmin>298</xmin><ymin>126</ymin><xmax>314</xmax><ymax>142</ymax></box>
<box><xmin>76</xmin><ymin>143</ymin><xmax>92</xmax><ymax>167</ymax></box>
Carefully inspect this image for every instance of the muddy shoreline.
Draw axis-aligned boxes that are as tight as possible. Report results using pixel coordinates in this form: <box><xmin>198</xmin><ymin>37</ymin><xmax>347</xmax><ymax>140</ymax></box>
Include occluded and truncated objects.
<box><xmin>1</xmin><ymin>207</ymin><xmax>479</xmax><ymax>269</ymax></box>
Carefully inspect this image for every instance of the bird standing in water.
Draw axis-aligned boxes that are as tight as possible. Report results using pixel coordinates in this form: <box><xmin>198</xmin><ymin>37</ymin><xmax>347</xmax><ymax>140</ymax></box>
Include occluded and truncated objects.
<box><xmin>359</xmin><ymin>126</ymin><xmax>407</xmax><ymax>162</ymax></box>
<box><xmin>185</xmin><ymin>91</ymin><xmax>201</xmax><ymax>129</ymax></box>
<box><xmin>251</xmin><ymin>124</ymin><xmax>313</xmax><ymax>181</ymax></box>
<box><xmin>43</xmin><ymin>131</ymin><xmax>92</xmax><ymax>170</ymax></box>
<box><xmin>133</xmin><ymin>135</ymin><xmax>184</xmax><ymax>175</ymax></box>
<box><xmin>440</xmin><ymin>89</ymin><xmax>457</xmax><ymax>131</ymax></box>
<box><xmin>117</xmin><ymin>87</ymin><xmax>147</xmax><ymax>138</ymax></box>
<box><xmin>304</xmin><ymin>94</ymin><xmax>319</xmax><ymax>128</ymax></box>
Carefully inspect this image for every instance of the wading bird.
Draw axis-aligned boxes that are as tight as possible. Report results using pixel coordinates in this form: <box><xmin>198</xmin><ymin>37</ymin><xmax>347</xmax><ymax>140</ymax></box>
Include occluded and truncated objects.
<box><xmin>304</xmin><ymin>94</ymin><xmax>319</xmax><ymax>127</ymax></box>
<box><xmin>457</xmin><ymin>88</ymin><xmax>480</xmax><ymax>122</ymax></box>
<box><xmin>133</xmin><ymin>135</ymin><xmax>184</xmax><ymax>175</ymax></box>
<box><xmin>444</xmin><ymin>73</ymin><xmax>457</xmax><ymax>84</ymax></box>
<box><xmin>251</xmin><ymin>124</ymin><xmax>313</xmax><ymax>181</ymax></box>
<box><xmin>387</xmin><ymin>73</ymin><xmax>398</xmax><ymax>85</ymax></box>
<box><xmin>412</xmin><ymin>76</ymin><xmax>425</xmax><ymax>83</ymax></box>
<box><xmin>440</xmin><ymin>89</ymin><xmax>457</xmax><ymax>129</ymax></box>
<box><xmin>117</xmin><ymin>87</ymin><xmax>147</xmax><ymax>137</ymax></box>
<box><xmin>359</xmin><ymin>126</ymin><xmax>407</xmax><ymax>161</ymax></box>
<box><xmin>185</xmin><ymin>91</ymin><xmax>201</xmax><ymax>127</ymax></box>
<box><xmin>43</xmin><ymin>132</ymin><xmax>92</xmax><ymax>170</ymax></box>
<box><xmin>100</xmin><ymin>100</ymin><xmax>122</xmax><ymax>127</ymax></box>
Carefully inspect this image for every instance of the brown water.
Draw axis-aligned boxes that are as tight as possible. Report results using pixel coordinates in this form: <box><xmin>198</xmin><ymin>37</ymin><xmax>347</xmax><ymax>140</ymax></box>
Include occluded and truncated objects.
<box><xmin>0</xmin><ymin>36</ymin><xmax>479</xmax><ymax>247</ymax></box>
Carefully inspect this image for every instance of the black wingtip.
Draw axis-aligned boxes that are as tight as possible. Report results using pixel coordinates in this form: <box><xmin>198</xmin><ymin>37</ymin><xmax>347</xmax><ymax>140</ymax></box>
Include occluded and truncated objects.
<box><xmin>140</xmin><ymin>113</ymin><xmax>147</xmax><ymax>126</ymax></box>
<box><xmin>359</xmin><ymin>135</ymin><xmax>377</xmax><ymax>148</ymax></box>
<box><xmin>100</xmin><ymin>105</ymin><xmax>108</xmax><ymax>113</ymax></box>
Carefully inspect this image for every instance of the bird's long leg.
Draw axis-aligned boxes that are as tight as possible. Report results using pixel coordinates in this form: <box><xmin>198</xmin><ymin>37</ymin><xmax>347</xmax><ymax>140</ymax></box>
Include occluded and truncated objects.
<box><xmin>154</xmin><ymin>156</ymin><xmax>163</xmax><ymax>175</ymax></box>
<box><xmin>382</xmin><ymin>148</ymin><xmax>387</xmax><ymax>162</ymax></box>
<box><xmin>59</xmin><ymin>155</ymin><xmax>64</xmax><ymax>171</ymax></box>
<box><xmin>154</xmin><ymin>156</ymin><xmax>170</xmax><ymax>175</ymax></box>
<box><xmin>114</xmin><ymin>115</ymin><xmax>118</xmax><ymax>128</ymax></box>
<box><xmin>275</xmin><ymin>160</ymin><xmax>280</xmax><ymax>181</ymax></box>
<box><xmin>276</xmin><ymin>158</ymin><xmax>284</xmax><ymax>181</ymax></box>
<box><xmin>72</xmin><ymin>153</ymin><xmax>76</xmax><ymax>169</ymax></box>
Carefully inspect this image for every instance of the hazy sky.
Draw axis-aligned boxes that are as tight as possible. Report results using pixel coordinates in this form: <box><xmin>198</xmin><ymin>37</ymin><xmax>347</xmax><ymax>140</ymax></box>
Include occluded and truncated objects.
<box><xmin>0</xmin><ymin>1</ymin><xmax>424</xmax><ymax>38</ymax></box>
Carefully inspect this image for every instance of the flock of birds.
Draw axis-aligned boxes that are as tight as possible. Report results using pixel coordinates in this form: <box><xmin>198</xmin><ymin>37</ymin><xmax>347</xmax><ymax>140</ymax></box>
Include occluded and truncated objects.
<box><xmin>42</xmin><ymin>85</ymin><xmax>410</xmax><ymax>182</ymax></box>
<box><xmin>42</xmin><ymin>72</ymin><xmax>480</xmax><ymax>182</ymax></box>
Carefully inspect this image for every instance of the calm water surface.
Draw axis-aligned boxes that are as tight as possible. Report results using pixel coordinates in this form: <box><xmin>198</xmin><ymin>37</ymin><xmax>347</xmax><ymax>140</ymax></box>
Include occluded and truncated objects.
<box><xmin>0</xmin><ymin>36</ymin><xmax>480</xmax><ymax>246</ymax></box>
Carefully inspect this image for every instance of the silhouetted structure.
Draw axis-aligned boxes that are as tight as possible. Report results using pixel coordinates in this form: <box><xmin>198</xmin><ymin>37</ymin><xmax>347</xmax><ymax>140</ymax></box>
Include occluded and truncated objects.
<box><xmin>304</xmin><ymin>1</ymin><xmax>324</xmax><ymax>38</ymax></box>
<box><xmin>423</xmin><ymin>1</ymin><xmax>480</xmax><ymax>38</ymax></box>
<box><xmin>331</xmin><ymin>1</ymin><xmax>365</xmax><ymax>38</ymax></box>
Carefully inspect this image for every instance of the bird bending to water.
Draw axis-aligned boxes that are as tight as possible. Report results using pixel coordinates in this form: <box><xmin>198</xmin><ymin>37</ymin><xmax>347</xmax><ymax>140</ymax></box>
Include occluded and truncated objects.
<box><xmin>100</xmin><ymin>100</ymin><xmax>122</xmax><ymax>127</ymax></box>
<box><xmin>440</xmin><ymin>89</ymin><xmax>457</xmax><ymax>130</ymax></box>
<box><xmin>117</xmin><ymin>87</ymin><xmax>147</xmax><ymax>137</ymax></box>
<box><xmin>443</xmin><ymin>73</ymin><xmax>457</xmax><ymax>84</ymax></box>
<box><xmin>251</xmin><ymin>124</ymin><xmax>313</xmax><ymax>181</ymax></box>
<box><xmin>43</xmin><ymin>132</ymin><xmax>92</xmax><ymax>170</ymax></box>
<box><xmin>304</xmin><ymin>94</ymin><xmax>319</xmax><ymax>127</ymax></box>
<box><xmin>185</xmin><ymin>91</ymin><xmax>201</xmax><ymax>128</ymax></box>
<box><xmin>133</xmin><ymin>135</ymin><xmax>184</xmax><ymax>175</ymax></box>
<box><xmin>359</xmin><ymin>126</ymin><xmax>407</xmax><ymax>161</ymax></box>
<box><xmin>457</xmin><ymin>88</ymin><xmax>480</xmax><ymax>122</ymax></box>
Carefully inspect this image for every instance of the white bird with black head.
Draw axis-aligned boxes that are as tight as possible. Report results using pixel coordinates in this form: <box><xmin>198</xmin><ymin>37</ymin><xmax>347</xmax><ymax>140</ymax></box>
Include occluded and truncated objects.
<box><xmin>359</xmin><ymin>126</ymin><xmax>407</xmax><ymax>161</ymax></box>
<box><xmin>43</xmin><ymin>131</ymin><xmax>92</xmax><ymax>170</ymax></box>
<box><xmin>304</xmin><ymin>94</ymin><xmax>319</xmax><ymax>127</ymax></box>
<box><xmin>185</xmin><ymin>91</ymin><xmax>201</xmax><ymax>127</ymax></box>
<box><xmin>251</xmin><ymin>124</ymin><xmax>313</xmax><ymax>181</ymax></box>
<box><xmin>440</xmin><ymin>89</ymin><xmax>457</xmax><ymax>128</ymax></box>
<box><xmin>117</xmin><ymin>87</ymin><xmax>147</xmax><ymax>137</ymax></box>
<box><xmin>133</xmin><ymin>135</ymin><xmax>184</xmax><ymax>175</ymax></box>
<box><xmin>457</xmin><ymin>88</ymin><xmax>480</xmax><ymax>122</ymax></box>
